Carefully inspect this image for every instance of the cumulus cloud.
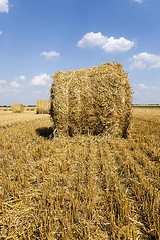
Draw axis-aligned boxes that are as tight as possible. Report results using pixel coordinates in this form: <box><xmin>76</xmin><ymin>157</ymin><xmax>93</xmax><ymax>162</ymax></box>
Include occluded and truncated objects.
<box><xmin>2</xmin><ymin>87</ymin><xmax>20</xmax><ymax>94</ymax></box>
<box><xmin>137</xmin><ymin>84</ymin><xmax>149</xmax><ymax>89</ymax></box>
<box><xmin>102</xmin><ymin>37</ymin><xmax>135</xmax><ymax>53</ymax></box>
<box><xmin>134</xmin><ymin>84</ymin><xmax>159</xmax><ymax>90</ymax></box>
<box><xmin>9</xmin><ymin>75</ymin><xmax>26</xmax><ymax>88</ymax></box>
<box><xmin>0</xmin><ymin>80</ymin><xmax>6</xmax><ymax>84</ymax></box>
<box><xmin>129</xmin><ymin>52</ymin><xmax>160</xmax><ymax>70</ymax></box>
<box><xmin>77</xmin><ymin>32</ymin><xmax>135</xmax><ymax>53</ymax></box>
<box><xmin>0</xmin><ymin>78</ymin><xmax>24</xmax><ymax>94</ymax></box>
<box><xmin>129</xmin><ymin>60</ymin><xmax>146</xmax><ymax>70</ymax></box>
<box><xmin>40</xmin><ymin>51</ymin><xmax>60</xmax><ymax>60</ymax></box>
<box><xmin>78</xmin><ymin>32</ymin><xmax>106</xmax><ymax>48</ymax></box>
<box><xmin>15</xmin><ymin>75</ymin><xmax>26</xmax><ymax>81</ymax></box>
<box><xmin>31</xmin><ymin>73</ymin><xmax>52</xmax><ymax>86</ymax></box>
<box><xmin>10</xmin><ymin>81</ymin><xmax>20</xmax><ymax>88</ymax></box>
<box><xmin>0</xmin><ymin>0</ymin><xmax>9</xmax><ymax>13</ymax></box>
<box><xmin>134</xmin><ymin>0</ymin><xmax>143</xmax><ymax>3</ymax></box>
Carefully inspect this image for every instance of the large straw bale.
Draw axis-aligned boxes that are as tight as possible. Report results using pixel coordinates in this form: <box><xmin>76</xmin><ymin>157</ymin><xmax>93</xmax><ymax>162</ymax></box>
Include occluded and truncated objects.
<box><xmin>36</xmin><ymin>100</ymin><xmax>51</xmax><ymax>114</ymax></box>
<box><xmin>11</xmin><ymin>103</ymin><xmax>24</xmax><ymax>113</ymax></box>
<box><xmin>50</xmin><ymin>62</ymin><xmax>132</xmax><ymax>137</ymax></box>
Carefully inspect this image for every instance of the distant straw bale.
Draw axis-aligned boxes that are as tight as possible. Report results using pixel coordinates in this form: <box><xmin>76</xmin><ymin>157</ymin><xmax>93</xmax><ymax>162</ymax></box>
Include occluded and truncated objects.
<box><xmin>50</xmin><ymin>62</ymin><xmax>132</xmax><ymax>137</ymax></box>
<box><xmin>36</xmin><ymin>100</ymin><xmax>51</xmax><ymax>114</ymax></box>
<box><xmin>11</xmin><ymin>103</ymin><xmax>24</xmax><ymax>113</ymax></box>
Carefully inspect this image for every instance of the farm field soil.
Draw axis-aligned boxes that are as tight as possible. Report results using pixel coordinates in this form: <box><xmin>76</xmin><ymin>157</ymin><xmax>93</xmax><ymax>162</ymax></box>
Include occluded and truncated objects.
<box><xmin>0</xmin><ymin>109</ymin><xmax>160</xmax><ymax>239</ymax></box>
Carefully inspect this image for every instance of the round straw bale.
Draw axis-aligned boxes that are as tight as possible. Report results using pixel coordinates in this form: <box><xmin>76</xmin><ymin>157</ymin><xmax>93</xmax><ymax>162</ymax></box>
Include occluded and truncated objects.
<box><xmin>36</xmin><ymin>100</ymin><xmax>51</xmax><ymax>114</ymax></box>
<box><xmin>11</xmin><ymin>103</ymin><xmax>24</xmax><ymax>113</ymax></box>
<box><xmin>50</xmin><ymin>62</ymin><xmax>132</xmax><ymax>137</ymax></box>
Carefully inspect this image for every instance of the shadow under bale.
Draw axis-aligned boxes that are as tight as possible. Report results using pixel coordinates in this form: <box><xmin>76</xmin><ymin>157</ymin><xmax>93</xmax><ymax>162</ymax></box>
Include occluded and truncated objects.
<box><xmin>36</xmin><ymin>127</ymin><xmax>54</xmax><ymax>138</ymax></box>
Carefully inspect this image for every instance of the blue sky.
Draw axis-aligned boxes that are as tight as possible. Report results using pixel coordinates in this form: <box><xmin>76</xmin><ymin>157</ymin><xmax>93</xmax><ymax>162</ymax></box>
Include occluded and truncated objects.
<box><xmin>0</xmin><ymin>0</ymin><xmax>160</xmax><ymax>105</ymax></box>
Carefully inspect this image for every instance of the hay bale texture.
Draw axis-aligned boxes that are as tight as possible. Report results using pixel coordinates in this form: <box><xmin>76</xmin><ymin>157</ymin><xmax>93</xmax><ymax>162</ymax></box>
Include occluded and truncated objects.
<box><xmin>11</xmin><ymin>103</ymin><xmax>24</xmax><ymax>113</ymax></box>
<box><xmin>36</xmin><ymin>100</ymin><xmax>51</xmax><ymax>114</ymax></box>
<box><xmin>50</xmin><ymin>62</ymin><xmax>132</xmax><ymax>137</ymax></box>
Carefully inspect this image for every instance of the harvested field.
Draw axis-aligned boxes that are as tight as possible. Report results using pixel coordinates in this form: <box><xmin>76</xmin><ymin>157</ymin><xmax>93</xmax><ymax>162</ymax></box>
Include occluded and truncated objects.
<box><xmin>0</xmin><ymin>108</ymin><xmax>160</xmax><ymax>239</ymax></box>
<box><xmin>0</xmin><ymin>108</ymin><xmax>12</xmax><ymax>112</ymax></box>
<box><xmin>0</xmin><ymin>112</ymin><xmax>49</xmax><ymax>127</ymax></box>
<box><xmin>0</xmin><ymin>107</ymin><xmax>36</xmax><ymax>112</ymax></box>
<box><xmin>132</xmin><ymin>107</ymin><xmax>160</xmax><ymax>122</ymax></box>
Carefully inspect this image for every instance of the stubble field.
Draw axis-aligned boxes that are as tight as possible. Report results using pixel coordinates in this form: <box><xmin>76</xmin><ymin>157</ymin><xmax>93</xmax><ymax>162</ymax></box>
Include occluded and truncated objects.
<box><xmin>0</xmin><ymin>108</ymin><xmax>160</xmax><ymax>239</ymax></box>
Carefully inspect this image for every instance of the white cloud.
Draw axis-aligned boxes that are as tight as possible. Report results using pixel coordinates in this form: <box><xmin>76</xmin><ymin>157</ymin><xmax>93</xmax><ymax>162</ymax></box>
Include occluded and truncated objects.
<box><xmin>0</xmin><ymin>80</ymin><xmax>6</xmax><ymax>84</ymax></box>
<box><xmin>0</xmin><ymin>79</ymin><xmax>22</xmax><ymax>94</ymax></box>
<box><xmin>134</xmin><ymin>84</ymin><xmax>159</xmax><ymax>90</ymax></box>
<box><xmin>10</xmin><ymin>81</ymin><xmax>20</xmax><ymax>88</ymax></box>
<box><xmin>77</xmin><ymin>32</ymin><xmax>135</xmax><ymax>53</ymax></box>
<box><xmin>31</xmin><ymin>73</ymin><xmax>52</xmax><ymax>86</ymax></box>
<box><xmin>134</xmin><ymin>0</ymin><xmax>143</xmax><ymax>3</ymax></box>
<box><xmin>15</xmin><ymin>75</ymin><xmax>26</xmax><ymax>81</ymax></box>
<box><xmin>9</xmin><ymin>75</ymin><xmax>26</xmax><ymax>88</ymax></box>
<box><xmin>151</xmin><ymin>86</ymin><xmax>159</xmax><ymax>90</ymax></box>
<box><xmin>129</xmin><ymin>60</ymin><xmax>146</xmax><ymax>70</ymax></box>
<box><xmin>129</xmin><ymin>52</ymin><xmax>160</xmax><ymax>70</ymax></box>
<box><xmin>0</xmin><ymin>31</ymin><xmax>2</xmax><ymax>35</ymax></box>
<box><xmin>0</xmin><ymin>0</ymin><xmax>9</xmax><ymax>13</ymax></box>
<box><xmin>102</xmin><ymin>37</ymin><xmax>135</xmax><ymax>53</ymax></box>
<box><xmin>40</xmin><ymin>51</ymin><xmax>60</xmax><ymax>60</ymax></box>
<box><xmin>78</xmin><ymin>32</ymin><xmax>106</xmax><ymax>48</ymax></box>
<box><xmin>137</xmin><ymin>84</ymin><xmax>149</xmax><ymax>89</ymax></box>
